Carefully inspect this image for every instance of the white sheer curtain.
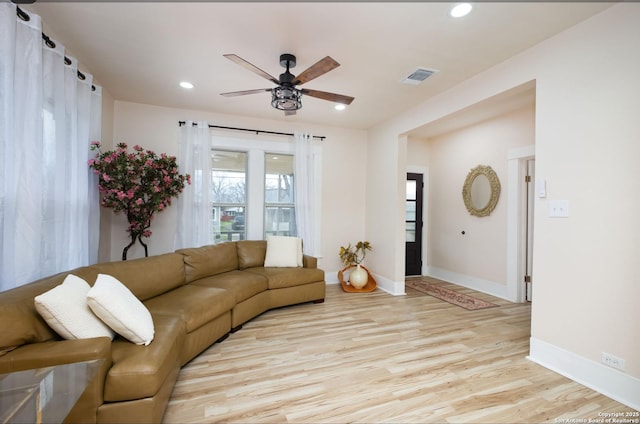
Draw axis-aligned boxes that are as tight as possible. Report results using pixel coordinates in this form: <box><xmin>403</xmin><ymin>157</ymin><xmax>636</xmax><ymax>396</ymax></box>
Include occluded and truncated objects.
<box><xmin>293</xmin><ymin>132</ymin><xmax>317</xmax><ymax>255</ymax></box>
<box><xmin>175</xmin><ymin>121</ymin><xmax>214</xmax><ymax>249</ymax></box>
<box><xmin>0</xmin><ymin>4</ymin><xmax>102</xmax><ymax>291</ymax></box>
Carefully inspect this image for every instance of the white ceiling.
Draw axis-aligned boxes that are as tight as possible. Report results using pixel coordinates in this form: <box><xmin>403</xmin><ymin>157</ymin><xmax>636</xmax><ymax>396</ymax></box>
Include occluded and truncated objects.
<box><xmin>26</xmin><ymin>2</ymin><xmax>611</xmax><ymax>131</ymax></box>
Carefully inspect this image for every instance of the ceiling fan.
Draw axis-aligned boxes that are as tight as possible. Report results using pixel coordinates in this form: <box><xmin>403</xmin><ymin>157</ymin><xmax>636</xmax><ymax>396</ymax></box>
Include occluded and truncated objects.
<box><xmin>221</xmin><ymin>53</ymin><xmax>355</xmax><ymax>116</ymax></box>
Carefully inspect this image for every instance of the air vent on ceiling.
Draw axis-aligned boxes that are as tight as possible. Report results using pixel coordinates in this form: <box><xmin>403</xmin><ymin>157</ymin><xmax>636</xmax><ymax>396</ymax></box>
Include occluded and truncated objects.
<box><xmin>401</xmin><ymin>68</ymin><xmax>439</xmax><ymax>85</ymax></box>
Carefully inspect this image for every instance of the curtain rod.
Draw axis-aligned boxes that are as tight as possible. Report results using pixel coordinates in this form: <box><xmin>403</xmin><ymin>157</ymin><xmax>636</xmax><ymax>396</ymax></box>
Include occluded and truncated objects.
<box><xmin>16</xmin><ymin>6</ymin><xmax>96</xmax><ymax>92</ymax></box>
<box><xmin>178</xmin><ymin>121</ymin><xmax>326</xmax><ymax>141</ymax></box>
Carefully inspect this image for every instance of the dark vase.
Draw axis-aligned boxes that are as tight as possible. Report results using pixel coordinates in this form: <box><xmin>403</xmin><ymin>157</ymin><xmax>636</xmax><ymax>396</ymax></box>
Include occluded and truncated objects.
<box><xmin>122</xmin><ymin>233</ymin><xmax>149</xmax><ymax>261</ymax></box>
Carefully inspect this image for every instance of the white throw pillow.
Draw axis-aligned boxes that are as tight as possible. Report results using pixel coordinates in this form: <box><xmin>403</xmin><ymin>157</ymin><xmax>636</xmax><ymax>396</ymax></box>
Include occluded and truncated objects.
<box><xmin>34</xmin><ymin>274</ymin><xmax>115</xmax><ymax>340</ymax></box>
<box><xmin>264</xmin><ymin>236</ymin><xmax>303</xmax><ymax>267</ymax></box>
<box><xmin>87</xmin><ymin>274</ymin><xmax>154</xmax><ymax>346</ymax></box>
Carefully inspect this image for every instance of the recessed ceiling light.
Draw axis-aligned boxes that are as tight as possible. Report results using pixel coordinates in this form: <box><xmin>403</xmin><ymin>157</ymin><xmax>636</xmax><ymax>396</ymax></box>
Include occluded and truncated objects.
<box><xmin>334</xmin><ymin>104</ymin><xmax>346</xmax><ymax>111</ymax></box>
<box><xmin>450</xmin><ymin>3</ymin><xmax>472</xmax><ymax>18</ymax></box>
<box><xmin>179</xmin><ymin>81</ymin><xmax>194</xmax><ymax>89</ymax></box>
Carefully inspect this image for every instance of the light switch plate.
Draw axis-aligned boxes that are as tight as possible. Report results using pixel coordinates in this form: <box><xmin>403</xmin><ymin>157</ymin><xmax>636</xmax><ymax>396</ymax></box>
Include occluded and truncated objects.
<box><xmin>549</xmin><ymin>200</ymin><xmax>569</xmax><ymax>218</ymax></box>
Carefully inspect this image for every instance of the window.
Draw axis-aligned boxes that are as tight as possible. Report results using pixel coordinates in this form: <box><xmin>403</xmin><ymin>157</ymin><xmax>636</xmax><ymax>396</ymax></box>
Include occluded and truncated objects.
<box><xmin>209</xmin><ymin>150</ymin><xmax>297</xmax><ymax>242</ymax></box>
<box><xmin>209</xmin><ymin>134</ymin><xmax>320</xmax><ymax>253</ymax></box>
<box><xmin>211</xmin><ymin>150</ymin><xmax>246</xmax><ymax>242</ymax></box>
<box><xmin>264</xmin><ymin>154</ymin><xmax>296</xmax><ymax>237</ymax></box>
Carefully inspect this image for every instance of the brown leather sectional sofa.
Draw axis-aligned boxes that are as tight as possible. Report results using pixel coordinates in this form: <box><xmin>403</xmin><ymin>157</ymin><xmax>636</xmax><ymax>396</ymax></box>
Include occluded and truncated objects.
<box><xmin>0</xmin><ymin>240</ymin><xmax>325</xmax><ymax>423</ymax></box>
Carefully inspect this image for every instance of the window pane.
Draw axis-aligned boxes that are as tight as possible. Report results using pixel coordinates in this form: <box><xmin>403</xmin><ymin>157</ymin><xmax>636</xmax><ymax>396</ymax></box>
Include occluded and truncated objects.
<box><xmin>265</xmin><ymin>154</ymin><xmax>296</xmax><ymax>238</ymax></box>
<box><xmin>213</xmin><ymin>206</ymin><xmax>245</xmax><ymax>242</ymax></box>
<box><xmin>265</xmin><ymin>154</ymin><xmax>294</xmax><ymax>204</ymax></box>
<box><xmin>212</xmin><ymin>150</ymin><xmax>246</xmax><ymax>243</ymax></box>
<box><xmin>265</xmin><ymin>206</ymin><xmax>296</xmax><ymax>237</ymax></box>
<box><xmin>212</xmin><ymin>151</ymin><xmax>246</xmax><ymax>203</ymax></box>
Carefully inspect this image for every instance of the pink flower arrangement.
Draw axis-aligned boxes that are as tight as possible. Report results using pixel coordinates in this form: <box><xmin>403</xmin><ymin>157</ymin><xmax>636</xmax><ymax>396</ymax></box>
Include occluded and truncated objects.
<box><xmin>89</xmin><ymin>141</ymin><xmax>191</xmax><ymax>259</ymax></box>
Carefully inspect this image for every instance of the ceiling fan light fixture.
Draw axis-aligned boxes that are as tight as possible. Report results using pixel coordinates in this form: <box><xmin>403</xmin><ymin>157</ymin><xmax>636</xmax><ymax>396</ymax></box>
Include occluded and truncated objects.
<box><xmin>271</xmin><ymin>86</ymin><xmax>302</xmax><ymax>111</ymax></box>
<box><xmin>334</xmin><ymin>104</ymin><xmax>346</xmax><ymax>111</ymax></box>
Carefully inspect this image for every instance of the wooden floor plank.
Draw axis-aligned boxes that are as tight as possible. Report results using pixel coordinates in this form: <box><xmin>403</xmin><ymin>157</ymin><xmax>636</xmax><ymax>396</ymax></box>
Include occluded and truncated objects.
<box><xmin>163</xmin><ymin>281</ymin><xmax>637</xmax><ymax>423</ymax></box>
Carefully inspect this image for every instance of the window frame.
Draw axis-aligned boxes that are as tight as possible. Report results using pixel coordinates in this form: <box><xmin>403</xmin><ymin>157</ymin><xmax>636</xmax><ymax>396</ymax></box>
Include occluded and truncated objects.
<box><xmin>210</xmin><ymin>132</ymin><xmax>323</xmax><ymax>255</ymax></box>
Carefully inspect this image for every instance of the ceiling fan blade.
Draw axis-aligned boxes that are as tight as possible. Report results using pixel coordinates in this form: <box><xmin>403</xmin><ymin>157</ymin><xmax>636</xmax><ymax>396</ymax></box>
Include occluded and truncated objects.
<box><xmin>223</xmin><ymin>54</ymin><xmax>279</xmax><ymax>85</ymax></box>
<box><xmin>220</xmin><ymin>88</ymin><xmax>271</xmax><ymax>97</ymax></box>
<box><xmin>301</xmin><ymin>88</ymin><xmax>354</xmax><ymax>105</ymax></box>
<box><xmin>293</xmin><ymin>56</ymin><xmax>340</xmax><ymax>85</ymax></box>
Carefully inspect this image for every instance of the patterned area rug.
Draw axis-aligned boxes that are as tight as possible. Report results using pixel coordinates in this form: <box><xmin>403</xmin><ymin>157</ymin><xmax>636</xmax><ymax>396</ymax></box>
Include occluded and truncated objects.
<box><xmin>405</xmin><ymin>278</ymin><xmax>499</xmax><ymax>311</ymax></box>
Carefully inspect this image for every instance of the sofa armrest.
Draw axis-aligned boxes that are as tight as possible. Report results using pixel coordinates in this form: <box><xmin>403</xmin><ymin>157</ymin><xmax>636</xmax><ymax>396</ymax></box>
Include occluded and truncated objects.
<box><xmin>0</xmin><ymin>337</ymin><xmax>112</xmax><ymax>373</ymax></box>
<box><xmin>303</xmin><ymin>255</ymin><xmax>317</xmax><ymax>269</ymax></box>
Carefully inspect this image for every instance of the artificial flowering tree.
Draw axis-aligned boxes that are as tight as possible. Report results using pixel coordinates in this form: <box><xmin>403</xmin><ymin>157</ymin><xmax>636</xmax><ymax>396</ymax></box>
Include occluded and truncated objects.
<box><xmin>89</xmin><ymin>141</ymin><xmax>191</xmax><ymax>260</ymax></box>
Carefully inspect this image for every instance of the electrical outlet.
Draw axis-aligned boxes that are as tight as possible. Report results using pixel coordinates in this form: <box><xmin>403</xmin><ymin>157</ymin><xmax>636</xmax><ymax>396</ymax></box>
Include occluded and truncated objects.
<box><xmin>602</xmin><ymin>352</ymin><xmax>626</xmax><ymax>370</ymax></box>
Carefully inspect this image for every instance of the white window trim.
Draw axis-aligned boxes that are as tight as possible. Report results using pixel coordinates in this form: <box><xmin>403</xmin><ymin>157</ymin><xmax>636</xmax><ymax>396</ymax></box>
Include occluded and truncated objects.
<box><xmin>211</xmin><ymin>132</ymin><xmax>322</xmax><ymax>255</ymax></box>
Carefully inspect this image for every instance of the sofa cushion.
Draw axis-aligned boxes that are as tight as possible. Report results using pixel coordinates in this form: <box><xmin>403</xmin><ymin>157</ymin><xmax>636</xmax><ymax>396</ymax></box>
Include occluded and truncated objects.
<box><xmin>190</xmin><ymin>270</ymin><xmax>268</xmax><ymax>304</ymax></box>
<box><xmin>103</xmin><ymin>314</ymin><xmax>183</xmax><ymax>402</ymax></box>
<box><xmin>0</xmin><ymin>273</ymin><xmax>71</xmax><ymax>352</ymax></box>
<box><xmin>236</xmin><ymin>240</ymin><xmax>267</xmax><ymax>269</ymax></box>
<box><xmin>144</xmin><ymin>285</ymin><xmax>234</xmax><ymax>333</ymax></box>
<box><xmin>87</xmin><ymin>274</ymin><xmax>155</xmax><ymax>346</ymax></box>
<box><xmin>34</xmin><ymin>274</ymin><xmax>115</xmax><ymax>341</ymax></box>
<box><xmin>244</xmin><ymin>267</ymin><xmax>325</xmax><ymax>289</ymax></box>
<box><xmin>74</xmin><ymin>253</ymin><xmax>186</xmax><ymax>301</ymax></box>
<box><xmin>264</xmin><ymin>236</ymin><xmax>303</xmax><ymax>267</ymax></box>
<box><xmin>177</xmin><ymin>243</ymin><xmax>239</xmax><ymax>283</ymax></box>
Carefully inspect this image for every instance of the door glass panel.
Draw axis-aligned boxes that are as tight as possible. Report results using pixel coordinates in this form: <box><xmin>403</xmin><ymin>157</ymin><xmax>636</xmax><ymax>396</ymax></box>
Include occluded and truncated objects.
<box><xmin>406</xmin><ymin>180</ymin><xmax>417</xmax><ymax>242</ymax></box>
<box><xmin>405</xmin><ymin>200</ymin><xmax>416</xmax><ymax>221</ymax></box>
<box><xmin>406</xmin><ymin>222</ymin><xmax>416</xmax><ymax>242</ymax></box>
<box><xmin>406</xmin><ymin>180</ymin><xmax>416</xmax><ymax>200</ymax></box>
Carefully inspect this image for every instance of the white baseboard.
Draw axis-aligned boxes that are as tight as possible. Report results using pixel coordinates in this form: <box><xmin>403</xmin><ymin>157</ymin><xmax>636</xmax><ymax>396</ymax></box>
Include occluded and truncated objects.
<box><xmin>528</xmin><ymin>337</ymin><xmax>640</xmax><ymax>411</ymax></box>
<box><xmin>372</xmin><ymin>272</ymin><xmax>405</xmax><ymax>296</ymax></box>
<box><xmin>425</xmin><ymin>266</ymin><xmax>510</xmax><ymax>301</ymax></box>
<box><xmin>325</xmin><ymin>271</ymin><xmax>339</xmax><ymax>285</ymax></box>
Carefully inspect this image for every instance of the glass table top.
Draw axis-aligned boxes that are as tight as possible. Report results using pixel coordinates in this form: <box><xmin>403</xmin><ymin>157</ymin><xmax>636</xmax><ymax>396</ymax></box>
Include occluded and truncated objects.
<box><xmin>0</xmin><ymin>359</ymin><xmax>102</xmax><ymax>424</ymax></box>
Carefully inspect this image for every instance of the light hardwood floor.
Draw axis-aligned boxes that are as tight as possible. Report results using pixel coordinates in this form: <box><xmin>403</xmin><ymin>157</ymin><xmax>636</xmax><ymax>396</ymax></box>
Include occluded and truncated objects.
<box><xmin>164</xmin><ymin>280</ymin><xmax>637</xmax><ymax>423</ymax></box>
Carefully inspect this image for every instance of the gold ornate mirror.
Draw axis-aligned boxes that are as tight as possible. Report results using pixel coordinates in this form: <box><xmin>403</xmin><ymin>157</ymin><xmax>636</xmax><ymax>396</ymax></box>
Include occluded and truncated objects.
<box><xmin>462</xmin><ymin>165</ymin><xmax>501</xmax><ymax>217</ymax></box>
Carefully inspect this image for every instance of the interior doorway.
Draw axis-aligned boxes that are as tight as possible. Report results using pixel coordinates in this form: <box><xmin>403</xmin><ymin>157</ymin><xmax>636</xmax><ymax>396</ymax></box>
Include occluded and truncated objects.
<box><xmin>507</xmin><ymin>145</ymin><xmax>535</xmax><ymax>303</ymax></box>
<box><xmin>405</xmin><ymin>173</ymin><xmax>424</xmax><ymax>276</ymax></box>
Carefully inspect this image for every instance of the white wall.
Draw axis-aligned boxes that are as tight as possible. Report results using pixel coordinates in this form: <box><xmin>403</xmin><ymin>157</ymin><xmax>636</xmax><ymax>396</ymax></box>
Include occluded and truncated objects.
<box><xmin>108</xmin><ymin>101</ymin><xmax>368</xmax><ymax>276</ymax></box>
<box><xmin>364</xmin><ymin>128</ymin><xmax>407</xmax><ymax>294</ymax></box>
<box><xmin>527</xmin><ymin>4</ymin><xmax>640</xmax><ymax>403</ymax></box>
<box><xmin>367</xmin><ymin>3</ymin><xmax>640</xmax><ymax>408</ymax></box>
